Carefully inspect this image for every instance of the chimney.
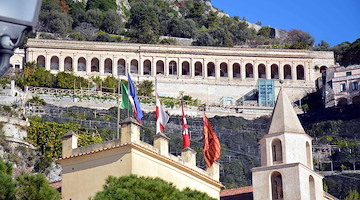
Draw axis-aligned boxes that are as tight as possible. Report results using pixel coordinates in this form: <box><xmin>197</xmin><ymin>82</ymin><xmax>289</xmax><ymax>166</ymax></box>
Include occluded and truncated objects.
<box><xmin>62</xmin><ymin>131</ymin><xmax>78</xmax><ymax>158</ymax></box>
<box><xmin>120</xmin><ymin>118</ymin><xmax>141</xmax><ymax>144</ymax></box>
<box><xmin>181</xmin><ymin>147</ymin><xmax>197</xmax><ymax>167</ymax></box>
<box><xmin>206</xmin><ymin>162</ymin><xmax>220</xmax><ymax>181</ymax></box>
<box><xmin>153</xmin><ymin>133</ymin><xmax>170</xmax><ymax>156</ymax></box>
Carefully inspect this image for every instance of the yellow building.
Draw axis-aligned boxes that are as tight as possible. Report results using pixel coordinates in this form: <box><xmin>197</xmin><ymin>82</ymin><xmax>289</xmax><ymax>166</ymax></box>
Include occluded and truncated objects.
<box><xmin>57</xmin><ymin>118</ymin><xmax>222</xmax><ymax>200</ymax></box>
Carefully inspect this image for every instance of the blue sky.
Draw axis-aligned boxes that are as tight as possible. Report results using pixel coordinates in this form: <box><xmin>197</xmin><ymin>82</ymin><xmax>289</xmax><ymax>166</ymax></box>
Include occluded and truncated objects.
<box><xmin>211</xmin><ymin>0</ymin><xmax>360</xmax><ymax>47</ymax></box>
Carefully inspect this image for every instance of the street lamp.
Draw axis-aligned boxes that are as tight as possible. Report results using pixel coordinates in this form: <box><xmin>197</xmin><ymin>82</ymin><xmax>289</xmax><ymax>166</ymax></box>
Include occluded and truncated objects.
<box><xmin>0</xmin><ymin>0</ymin><xmax>42</xmax><ymax>77</ymax></box>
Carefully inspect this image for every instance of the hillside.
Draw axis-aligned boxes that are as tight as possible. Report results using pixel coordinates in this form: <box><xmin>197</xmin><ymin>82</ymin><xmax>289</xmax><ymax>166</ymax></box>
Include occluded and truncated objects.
<box><xmin>32</xmin><ymin>0</ymin><xmax>318</xmax><ymax>49</ymax></box>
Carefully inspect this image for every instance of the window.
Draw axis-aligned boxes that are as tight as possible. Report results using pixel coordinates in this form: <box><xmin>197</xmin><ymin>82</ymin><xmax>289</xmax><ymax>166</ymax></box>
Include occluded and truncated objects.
<box><xmin>351</xmin><ymin>82</ymin><xmax>359</xmax><ymax>90</ymax></box>
<box><xmin>340</xmin><ymin>83</ymin><xmax>346</xmax><ymax>92</ymax></box>
<box><xmin>346</xmin><ymin>71</ymin><xmax>352</xmax><ymax>76</ymax></box>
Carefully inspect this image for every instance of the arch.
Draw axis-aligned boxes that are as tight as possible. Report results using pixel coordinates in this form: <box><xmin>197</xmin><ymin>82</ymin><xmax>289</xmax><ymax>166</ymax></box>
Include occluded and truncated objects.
<box><xmin>130</xmin><ymin>59</ymin><xmax>138</xmax><ymax>74</ymax></box>
<box><xmin>195</xmin><ymin>62</ymin><xmax>203</xmax><ymax>76</ymax></box>
<box><xmin>91</xmin><ymin>58</ymin><xmax>99</xmax><ymax>72</ymax></box>
<box><xmin>306</xmin><ymin>142</ymin><xmax>312</xmax><ymax>168</ymax></box>
<box><xmin>117</xmin><ymin>59</ymin><xmax>125</xmax><ymax>75</ymax></box>
<box><xmin>220</xmin><ymin>62</ymin><xmax>228</xmax><ymax>77</ymax></box>
<box><xmin>258</xmin><ymin>64</ymin><xmax>266</xmax><ymax>79</ymax></box>
<box><xmin>337</xmin><ymin>98</ymin><xmax>347</xmax><ymax>106</ymax></box>
<box><xmin>271</xmin><ymin>171</ymin><xmax>283</xmax><ymax>200</ymax></box>
<box><xmin>182</xmin><ymin>61</ymin><xmax>190</xmax><ymax>76</ymax></box>
<box><xmin>352</xmin><ymin>96</ymin><xmax>360</xmax><ymax>104</ymax></box>
<box><xmin>297</xmin><ymin>65</ymin><xmax>305</xmax><ymax>80</ymax></box>
<box><xmin>233</xmin><ymin>63</ymin><xmax>241</xmax><ymax>78</ymax></box>
<box><xmin>104</xmin><ymin>58</ymin><xmax>112</xmax><ymax>74</ymax></box>
<box><xmin>271</xmin><ymin>64</ymin><xmax>279</xmax><ymax>79</ymax></box>
<box><xmin>37</xmin><ymin>55</ymin><xmax>45</xmax><ymax>67</ymax></box>
<box><xmin>284</xmin><ymin>65</ymin><xmax>292</xmax><ymax>79</ymax></box>
<box><xmin>245</xmin><ymin>63</ymin><xmax>253</xmax><ymax>78</ymax></box>
<box><xmin>169</xmin><ymin>61</ymin><xmax>177</xmax><ymax>75</ymax></box>
<box><xmin>309</xmin><ymin>175</ymin><xmax>315</xmax><ymax>200</ymax></box>
<box><xmin>207</xmin><ymin>62</ymin><xmax>215</xmax><ymax>77</ymax></box>
<box><xmin>143</xmin><ymin>60</ymin><xmax>151</xmax><ymax>75</ymax></box>
<box><xmin>64</xmin><ymin>57</ymin><xmax>73</xmax><ymax>71</ymax></box>
<box><xmin>78</xmin><ymin>57</ymin><xmax>86</xmax><ymax>72</ymax></box>
<box><xmin>50</xmin><ymin>56</ymin><xmax>59</xmax><ymax>70</ymax></box>
<box><xmin>156</xmin><ymin>60</ymin><xmax>164</xmax><ymax>75</ymax></box>
<box><xmin>271</xmin><ymin>139</ymin><xmax>283</xmax><ymax>164</ymax></box>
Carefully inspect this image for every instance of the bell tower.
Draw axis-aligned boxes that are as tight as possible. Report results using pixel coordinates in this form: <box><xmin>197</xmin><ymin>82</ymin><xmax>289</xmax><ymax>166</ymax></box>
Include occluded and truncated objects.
<box><xmin>252</xmin><ymin>85</ymin><xmax>324</xmax><ymax>200</ymax></box>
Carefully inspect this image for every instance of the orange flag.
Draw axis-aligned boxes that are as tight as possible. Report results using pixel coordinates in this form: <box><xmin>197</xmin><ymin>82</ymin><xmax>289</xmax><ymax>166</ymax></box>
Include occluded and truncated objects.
<box><xmin>203</xmin><ymin>113</ymin><xmax>221</xmax><ymax>168</ymax></box>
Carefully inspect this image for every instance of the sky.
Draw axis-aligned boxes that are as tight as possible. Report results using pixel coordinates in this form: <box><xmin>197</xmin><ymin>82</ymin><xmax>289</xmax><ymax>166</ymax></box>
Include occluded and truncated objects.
<box><xmin>211</xmin><ymin>0</ymin><xmax>360</xmax><ymax>47</ymax></box>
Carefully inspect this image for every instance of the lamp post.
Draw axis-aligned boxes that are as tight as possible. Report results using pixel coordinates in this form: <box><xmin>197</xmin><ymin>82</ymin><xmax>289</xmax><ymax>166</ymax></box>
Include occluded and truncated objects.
<box><xmin>0</xmin><ymin>0</ymin><xmax>42</xmax><ymax>77</ymax></box>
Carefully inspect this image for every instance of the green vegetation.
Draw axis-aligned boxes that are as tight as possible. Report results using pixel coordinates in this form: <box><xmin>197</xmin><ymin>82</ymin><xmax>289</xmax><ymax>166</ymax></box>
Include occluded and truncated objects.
<box><xmin>0</xmin><ymin>157</ymin><xmax>60</xmax><ymax>200</ymax></box>
<box><xmin>91</xmin><ymin>175</ymin><xmax>216</xmax><ymax>200</ymax></box>
<box><xmin>26</xmin><ymin>117</ymin><xmax>102</xmax><ymax>171</ymax></box>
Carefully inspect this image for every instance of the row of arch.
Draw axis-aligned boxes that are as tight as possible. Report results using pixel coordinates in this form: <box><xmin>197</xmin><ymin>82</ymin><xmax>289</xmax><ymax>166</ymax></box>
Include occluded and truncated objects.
<box><xmin>337</xmin><ymin>95</ymin><xmax>360</xmax><ymax>106</ymax></box>
<box><xmin>271</xmin><ymin>171</ymin><xmax>316</xmax><ymax>200</ymax></box>
<box><xmin>37</xmin><ymin>55</ymin><xmax>308</xmax><ymax>80</ymax></box>
<box><xmin>271</xmin><ymin>139</ymin><xmax>312</xmax><ymax>168</ymax></box>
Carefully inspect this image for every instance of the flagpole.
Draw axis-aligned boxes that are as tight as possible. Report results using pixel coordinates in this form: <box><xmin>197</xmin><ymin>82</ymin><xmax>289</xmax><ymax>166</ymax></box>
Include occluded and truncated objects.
<box><xmin>126</xmin><ymin>63</ymin><xmax>130</xmax><ymax>119</ymax></box>
<box><xmin>155</xmin><ymin>77</ymin><xmax>157</xmax><ymax>135</ymax></box>
<box><xmin>117</xmin><ymin>76</ymin><xmax>121</xmax><ymax>139</ymax></box>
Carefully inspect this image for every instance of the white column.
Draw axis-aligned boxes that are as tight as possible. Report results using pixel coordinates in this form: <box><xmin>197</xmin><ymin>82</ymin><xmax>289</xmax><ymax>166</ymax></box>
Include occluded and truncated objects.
<box><xmin>190</xmin><ymin>58</ymin><xmax>194</xmax><ymax>78</ymax></box>
<box><xmin>279</xmin><ymin>62</ymin><xmax>284</xmax><ymax>80</ymax></box>
<box><xmin>45</xmin><ymin>54</ymin><xmax>51</xmax><ymax>70</ymax></box>
<box><xmin>139</xmin><ymin>57</ymin><xmax>143</xmax><ymax>76</ymax></box>
<box><xmin>112</xmin><ymin>57</ymin><xmax>117</xmax><ymax>77</ymax></box>
<box><xmin>241</xmin><ymin>61</ymin><xmax>246</xmax><ymax>80</ymax></box>
<box><xmin>305</xmin><ymin>62</ymin><xmax>310</xmax><ymax>82</ymax></box>
<box><xmin>253</xmin><ymin>62</ymin><xmax>259</xmax><ymax>80</ymax></box>
<box><xmin>59</xmin><ymin>55</ymin><xmax>64</xmax><ymax>72</ymax></box>
<box><xmin>151</xmin><ymin>57</ymin><xmax>156</xmax><ymax>76</ymax></box>
<box><xmin>99</xmin><ymin>56</ymin><xmax>105</xmax><ymax>75</ymax></box>
<box><xmin>177</xmin><ymin>58</ymin><xmax>181</xmax><ymax>78</ymax></box>
<box><xmin>72</xmin><ymin>55</ymin><xmax>77</xmax><ymax>72</ymax></box>
<box><xmin>165</xmin><ymin>58</ymin><xmax>169</xmax><ymax>76</ymax></box>
<box><xmin>266</xmin><ymin>63</ymin><xmax>271</xmax><ymax>80</ymax></box>
<box><xmin>215</xmin><ymin>60</ymin><xmax>220</xmax><ymax>79</ymax></box>
<box><xmin>228</xmin><ymin>61</ymin><xmax>233</xmax><ymax>81</ymax></box>
<box><xmin>86</xmin><ymin>56</ymin><xmax>91</xmax><ymax>74</ymax></box>
<box><xmin>292</xmin><ymin>63</ymin><xmax>297</xmax><ymax>81</ymax></box>
<box><xmin>204</xmin><ymin>60</ymin><xmax>208</xmax><ymax>78</ymax></box>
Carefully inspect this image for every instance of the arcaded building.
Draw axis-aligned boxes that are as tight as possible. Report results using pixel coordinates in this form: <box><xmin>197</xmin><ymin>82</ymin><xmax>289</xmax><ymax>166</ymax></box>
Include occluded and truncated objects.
<box><xmin>25</xmin><ymin>39</ymin><xmax>334</xmax><ymax>104</ymax></box>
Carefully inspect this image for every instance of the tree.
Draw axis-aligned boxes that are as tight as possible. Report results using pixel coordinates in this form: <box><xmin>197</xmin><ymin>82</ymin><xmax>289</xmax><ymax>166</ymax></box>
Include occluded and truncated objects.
<box><xmin>313</xmin><ymin>40</ymin><xmax>330</xmax><ymax>51</ymax></box>
<box><xmin>345</xmin><ymin>190</ymin><xmax>360</xmax><ymax>200</ymax></box>
<box><xmin>101</xmin><ymin>10</ymin><xmax>124</xmax><ymax>34</ymax></box>
<box><xmin>86</xmin><ymin>0</ymin><xmax>116</xmax><ymax>12</ymax></box>
<box><xmin>128</xmin><ymin>2</ymin><xmax>160</xmax><ymax>44</ymax></box>
<box><xmin>137</xmin><ymin>80</ymin><xmax>154</xmax><ymax>97</ymax></box>
<box><xmin>69</xmin><ymin>1</ymin><xmax>86</xmax><ymax>28</ymax></box>
<box><xmin>332</xmin><ymin>41</ymin><xmax>351</xmax><ymax>65</ymax></box>
<box><xmin>193</xmin><ymin>32</ymin><xmax>215</xmax><ymax>46</ymax></box>
<box><xmin>16</xmin><ymin>62</ymin><xmax>56</xmax><ymax>88</ymax></box>
<box><xmin>91</xmin><ymin>175</ymin><xmax>216</xmax><ymax>200</ymax></box>
<box><xmin>0</xmin><ymin>157</ymin><xmax>16</xmax><ymax>200</ymax></box>
<box><xmin>16</xmin><ymin>173</ymin><xmax>60</xmax><ymax>200</ymax></box>
<box><xmin>39</xmin><ymin>10</ymin><xmax>73</xmax><ymax>36</ymax></box>
<box><xmin>287</xmin><ymin>29</ymin><xmax>315</xmax><ymax>49</ymax></box>
<box><xmin>102</xmin><ymin>76</ymin><xmax>119</xmax><ymax>92</ymax></box>
<box><xmin>341</xmin><ymin>38</ymin><xmax>360</xmax><ymax>66</ymax></box>
<box><xmin>86</xmin><ymin>9</ymin><xmax>104</xmax><ymax>28</ymax></box>
<box><xmin>209</xmin><ymin>28</ymin><xmax>233</xmax><ymax>47</ymax></box>
<box><xmin>56</xmin><ymin>72</ymin><xmax>91</xmax><ymax>89</ymax></box>
<box><xmin>257</xmin><ymin>26</ymin><xmax>271</xmax><ymax>38</ymax></box>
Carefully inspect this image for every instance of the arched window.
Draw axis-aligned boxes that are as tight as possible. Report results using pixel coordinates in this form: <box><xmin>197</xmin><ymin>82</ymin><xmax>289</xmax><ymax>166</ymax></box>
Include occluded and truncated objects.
<box><xmin>37</xmin><ymin>55</ymin><xmax>45</xmax><ymax>67</ymax></box>
<box><xmin>271</xmin><ymin>172</ymin><xmax>283</xmax><ymax>200</ymax></box>
<box><xmin>271</xmin><ymin>64</ymin><xmax>279</xmax><ymax>79</ymax></box>
<box><xmin>117</xmin><ymin>59</ymin><xmax>125</xmax><ymax>75</ymax></box>
<box><xmin>195</xmin><ymin>62</ymin><xmax>203</xmax><ymax>76</ymax></box>
<box><xmin>309</xmin><ymin>175</ymin><xmax>315</xmax><ymax>200</ymax></box>
<box><xmin>258</xmin><ymin>64</ymin><xmax>266</xmax><ymax>79</ymax></box>
<box><xmin>245</xmin><ymin>63</ymin><xmax>253</xmax><ymax>78</ymax></box>
<box><xmin>104</xmin><ymin>58</ymin><xmax>112</xmax><ymax>74</ymax></box>
<box><xmin>306</xmin><ymin>142</ymin><xmax>312</xmax><ymax>168</ymax></box>
<box><xmin>297</xmin><ymin>65</ymin><xmax>305</xmax><ymax>80</ymax></box>
<box><xmin>284</xmin><ymin>65</ymin><xmax>292</xmax><ymax>79</ymax></box>
<box><xmin>233</xmin><ymin>63</ymin><xmax>241</xmax><ymax>78</ymax></box>
<box><xmin>169</xmin><ymin>61</ymin><xmax>177</xmax><ymax>75</ymax></box>
<box><xmin>220</xmin><ymin>62</ymin><xmax>228</xmax><ymax>77</ymax></box>
<box><xmin>156</xmin><ymin>60</ymin><xmax>164</xmax><ymax>75</ymax></box>
<box><xmin>352</xmin><ymin>96</ymin><xmax>360</xmax><ymax>104</ymax></box>
<box><xmin>50</xmin><ymin>56</ymin><xmax>59</xmax><ymax>70</ymax></box>
<box><xmin>130</xmin><ymin>59</ymin><xmax>138</xmax><ymax>74</ymax></box>
<box><xmin>207</xmin><ymin>62</ymin><xmax>215</xmax><ymax>77</ymax></box>
<box><xmin>64</xmin><ymin>57</ymin><xmax>72</xmax><ymax>72</ymax></box>
<box><xmin>91</xmin><ymin>58</ymin><xmax>99</xmax><ymax>72</ymax></box>
<box><xmin>143</xmin><ymin>60</ymin><xmax>151</xmax><ymax>75</ymax></box>
<box><xmin>272</xmin><ymin>139</ymin><xmax>283</xmax><ymax>164</ymax></box>
<box><xmin>337</xmin><ymin>98</ymin><xmax>347</xmax><ymax>106</ymax></box>
<box><xmin>182</xmin><ymin>61</ymin><xmax>190</xmax><ymax>76</ymax></box>
<box><xmin>78</xmin><ymin>57</ymin><xmax>86</xmax><ymax>72</ymax></box>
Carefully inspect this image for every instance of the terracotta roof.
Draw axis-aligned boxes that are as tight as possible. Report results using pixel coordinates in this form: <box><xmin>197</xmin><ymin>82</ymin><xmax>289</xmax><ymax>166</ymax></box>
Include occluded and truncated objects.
<box><xmin>220</xmin><ymin>186</ymin><xmax>253</xmax><ymax>196</ymax></box>
<box><xmin>267</xmin><ymin>86</ymin><xmax>305</xmax><ymax>134</ymax></box>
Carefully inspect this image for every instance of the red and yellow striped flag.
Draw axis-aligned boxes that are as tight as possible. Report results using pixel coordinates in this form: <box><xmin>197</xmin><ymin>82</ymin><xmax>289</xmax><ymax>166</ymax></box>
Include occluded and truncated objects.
<box><xmin>203</xmin><ymin>113</ymin><xmax>221</xmax><ymax>168</ymax></box>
